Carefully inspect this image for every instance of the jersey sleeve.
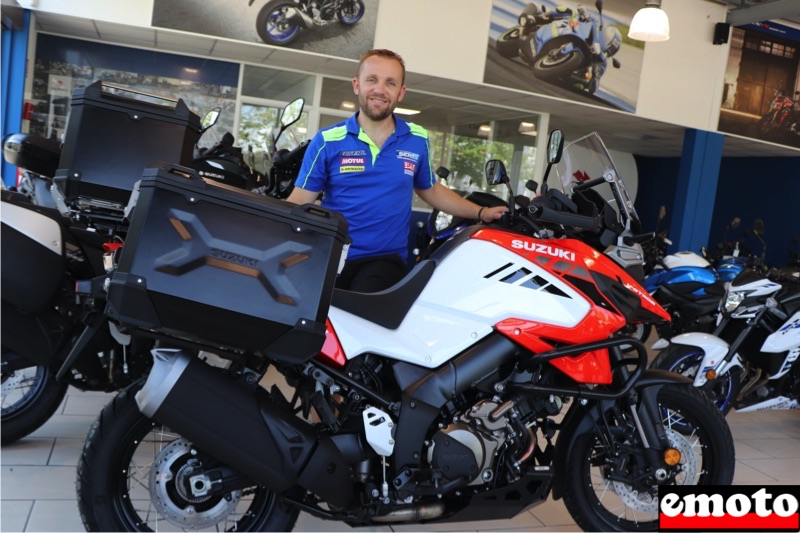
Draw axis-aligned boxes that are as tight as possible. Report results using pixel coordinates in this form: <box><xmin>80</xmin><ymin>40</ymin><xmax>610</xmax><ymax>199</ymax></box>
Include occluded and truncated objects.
<box><xmin>294</xmin><ymin>131</ymin><xmax>327</xmax><ymax>193</ymax></box>
<box><xmin>412</xmin><ymin>129</ymin><xmax>435</xmax><ymax>191</ymax></box>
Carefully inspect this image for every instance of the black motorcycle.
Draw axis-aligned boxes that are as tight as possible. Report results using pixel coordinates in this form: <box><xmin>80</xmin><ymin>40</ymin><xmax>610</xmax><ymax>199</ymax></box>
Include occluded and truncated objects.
<box><xmin>249</xmin><ymin>0</ymin><xmax>365</xmax><ymax>46</ymax></box>
<box><xmin>0</xmin><ymin>91</ymin><xmax>263</xmax><ymax>445</ymax></box>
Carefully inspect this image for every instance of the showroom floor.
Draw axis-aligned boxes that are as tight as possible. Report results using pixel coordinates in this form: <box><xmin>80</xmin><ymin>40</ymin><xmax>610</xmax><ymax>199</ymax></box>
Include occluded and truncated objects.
<box><xmin>2</xmin><ymin>385</ymin><xmax>799</xmax><ymax>532</ymax></box>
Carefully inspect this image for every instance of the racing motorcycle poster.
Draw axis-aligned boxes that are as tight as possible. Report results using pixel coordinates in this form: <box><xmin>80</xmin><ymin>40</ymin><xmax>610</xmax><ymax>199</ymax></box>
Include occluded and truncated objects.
<box><xmin>152</xmin><ymin>0</ymin><xmax>379</xmax><ymax>60</ymax></box>
<box><xmin>484</xmin><ymin>0</ymin><xmax>643</xmax><ymax>113</ymax></box>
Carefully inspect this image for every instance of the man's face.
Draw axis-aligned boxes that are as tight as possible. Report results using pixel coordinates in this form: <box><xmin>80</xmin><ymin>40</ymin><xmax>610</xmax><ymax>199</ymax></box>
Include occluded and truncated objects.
<box><xmin>352</xmin><ymin>55</ymin><xmax>406</xmax><ymax>122</ymax></box>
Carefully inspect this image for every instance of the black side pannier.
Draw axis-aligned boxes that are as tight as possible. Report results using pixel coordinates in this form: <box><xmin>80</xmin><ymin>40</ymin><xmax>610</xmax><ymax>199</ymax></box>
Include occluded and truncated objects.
<box><xmin>105</xmin><ymin>164</ymin><xmax>349</xmax><ymax>363</ymax></box>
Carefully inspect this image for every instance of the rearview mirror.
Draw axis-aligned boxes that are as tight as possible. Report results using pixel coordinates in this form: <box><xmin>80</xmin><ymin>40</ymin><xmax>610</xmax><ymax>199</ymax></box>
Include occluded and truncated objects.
<box><xmin>730</xmin><ymin>217</ymin><xmax>741</xmax><ymax>230</ymax></box>
<box><xmin>280</xmin><ymin>98</ymin><xmax>304</xmax><ymax>127</ymax></box>
<box><xmin>201</xmin><ymin>108</ymin><xmax>221</xmax><ymax>131</ymax></box>
<box><xmin>485</xmin><ymin>159</ymin><xmax>508</xmax><ymax>186</ymax></box>
<box><xmin>547</xmin><ymin>130</ymin><xmax>564</xmax><ymax>164</ymax></box>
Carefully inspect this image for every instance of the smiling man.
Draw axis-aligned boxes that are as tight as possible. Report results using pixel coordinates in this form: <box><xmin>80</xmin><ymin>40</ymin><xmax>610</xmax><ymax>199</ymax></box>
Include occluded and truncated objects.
<box><xmin>288</xmin><ymin>49</ymin><xmax>506</xmax><ymax>292</ymax></box>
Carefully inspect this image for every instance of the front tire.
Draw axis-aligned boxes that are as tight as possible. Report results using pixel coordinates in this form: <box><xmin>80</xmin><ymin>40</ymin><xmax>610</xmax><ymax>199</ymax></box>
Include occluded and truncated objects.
<box><xmin>1</xmin><ymin>348</ymin><xmax>69</xmax><ymax>445</ymax></box>
<box><xmin>651</xmin><ymin>343</ymin><xmax>741</xmax><ymax>415</ymax></box>
<box><xmin>336</xmin><ymin>0</ymin><xmax>364</xmax><ymax>24</ymax></box>
<box><xmin>77</xmin><ymin>381</ymin><xmax>299</xmax><ymax>532</ymax></box>
<box><xmin>256</xmin><ymin>0</ymin><xmax>303</xmax><ymax>46</ymax></box>
<box><xmin>532</xmin><ymin>50</ymin><xmax>583</xmax><ymax>81</ymax></box>
<box><xmin>562</xmin><ymin>384</ymin><xmax>735</xmax><ymax>531</ymax></box>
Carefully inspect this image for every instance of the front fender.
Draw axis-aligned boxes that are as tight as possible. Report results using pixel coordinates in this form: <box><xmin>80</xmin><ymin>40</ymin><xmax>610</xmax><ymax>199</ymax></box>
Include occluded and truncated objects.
<box><xmin>551</xmin><ymin>369</ymin><xmax>691</xmax><ymax>500</ymax></box>
<box><xmin>669</xmin><ymin>333</ymin><xmax>740</xmax><ymax>387</ymax></box>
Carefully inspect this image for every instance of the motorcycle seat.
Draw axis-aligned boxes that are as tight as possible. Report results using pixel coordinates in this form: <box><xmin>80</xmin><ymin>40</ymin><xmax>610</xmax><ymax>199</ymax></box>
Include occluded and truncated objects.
<box><xmin>330</xmin><ymin>260</ymin><xmax>436</xmax><ymax>330</ymax></box>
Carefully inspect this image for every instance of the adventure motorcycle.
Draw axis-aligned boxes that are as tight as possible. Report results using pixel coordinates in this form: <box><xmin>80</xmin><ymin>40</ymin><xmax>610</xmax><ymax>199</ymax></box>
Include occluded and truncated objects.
<box><xmin>76</xmin><ymin>130</ymin><xmax>734</xmax><ymax>532</ymax></box>
<box><xmin>250</xmin><ymin>0</ymin><xmax>365</xmax><ymax>46</ymax></box>
<box><xmin>495</xmin><ymin>0</ymin><xmax>621</xmax><ymax>94</ymax></box>
<box><xmin>0</xmin><ymin>91</ymin><xmax>277</xmax><ymax>445</ymax></box>
<box><xmin>652</xmin><ymin>266</ymin><xmax>800</xmax><ymax>415</ymax></box>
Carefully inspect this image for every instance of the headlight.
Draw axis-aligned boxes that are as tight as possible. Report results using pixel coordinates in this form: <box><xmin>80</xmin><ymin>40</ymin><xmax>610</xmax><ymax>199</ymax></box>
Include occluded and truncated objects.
<box><xmin>434</xmin><ymin>212</ymin><xmax>453</xmax><ymax>232</ymax></box>
<box><xmin>724</xmin><ymin>290</ymin><xmax>747</xmax><ymax>313</ymax></box>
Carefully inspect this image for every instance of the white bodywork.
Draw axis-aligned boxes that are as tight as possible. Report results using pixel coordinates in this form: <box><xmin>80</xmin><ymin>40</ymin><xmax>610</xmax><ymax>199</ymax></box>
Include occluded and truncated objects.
<box><xmin>661</xmin><ymin>251</ymin><xmax>710</xmax><ymax>270</ymax></box>
<box><xmin>329</xmin><ymin>239</ymin><xmax>591</xmax><ymax>368</ymax></box>
<box><xmin>670</xmin><ymin>332</ymin><xmax>743</xmax><ymax>387</ymax></box>
<box><xmin>2</xmin><ymin>201</ymin><xmax>62</xmax><ymax>255</ymax></box>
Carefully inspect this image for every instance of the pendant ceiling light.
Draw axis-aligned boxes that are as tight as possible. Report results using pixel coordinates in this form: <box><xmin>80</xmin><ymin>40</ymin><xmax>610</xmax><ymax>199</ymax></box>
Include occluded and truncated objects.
<box><xmin>629</xmin><ymin>0</ymin><xmax>670</xmax><ymax>42</ymax></box>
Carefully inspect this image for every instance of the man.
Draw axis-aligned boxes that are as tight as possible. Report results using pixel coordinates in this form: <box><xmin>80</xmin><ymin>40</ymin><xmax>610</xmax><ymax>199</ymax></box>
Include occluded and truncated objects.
<box><xmin>287</xmin><ymin>49</ymin><xmax>507</xmax><ymax>292</ymax></box>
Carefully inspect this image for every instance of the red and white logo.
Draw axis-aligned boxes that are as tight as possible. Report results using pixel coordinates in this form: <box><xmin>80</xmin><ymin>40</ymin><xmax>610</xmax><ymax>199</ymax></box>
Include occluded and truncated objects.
<box><xmin>659</xmin><ymin>485</ymin><xmax>800</xmax><ymax>532</ymax></box>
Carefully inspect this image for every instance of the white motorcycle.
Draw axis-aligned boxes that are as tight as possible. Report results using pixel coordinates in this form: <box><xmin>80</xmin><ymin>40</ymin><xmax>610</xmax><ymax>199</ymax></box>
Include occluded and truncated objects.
<box><xmin>651</xmin><ymin>266</ymin><xmax>800</xmax><ymax>414</ymax></box>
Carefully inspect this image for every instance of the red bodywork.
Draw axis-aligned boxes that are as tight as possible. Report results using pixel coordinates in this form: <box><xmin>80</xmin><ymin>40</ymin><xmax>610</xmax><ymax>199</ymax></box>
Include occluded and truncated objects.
<box><xmin>475</xmin><ymin>228</ymin><xmax>668</xmax><ymax>384</ymax></box>
<box><xmin>319</xmin><ymin>319</ymin><xmax>346</xmax><ymax>368</ymax></box>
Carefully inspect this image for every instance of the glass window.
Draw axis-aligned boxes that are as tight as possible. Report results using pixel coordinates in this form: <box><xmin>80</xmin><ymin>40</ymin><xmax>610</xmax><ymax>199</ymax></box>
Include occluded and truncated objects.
<box><xmin>238</xmin><ymin>103</ymin><xmax>308</xmax><ymax>174</ymax></box>
<box><xmin>241</xmin><ymin>65</ymin><xmax>315</xmax><ymax>102</ymax></box>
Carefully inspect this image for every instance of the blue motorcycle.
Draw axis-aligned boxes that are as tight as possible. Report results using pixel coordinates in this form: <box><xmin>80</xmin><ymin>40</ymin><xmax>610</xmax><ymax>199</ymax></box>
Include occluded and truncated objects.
<box><xmin>496</xmin><ymin>1</ymin><xmax>621</xmax><ymax>94</ymax></box>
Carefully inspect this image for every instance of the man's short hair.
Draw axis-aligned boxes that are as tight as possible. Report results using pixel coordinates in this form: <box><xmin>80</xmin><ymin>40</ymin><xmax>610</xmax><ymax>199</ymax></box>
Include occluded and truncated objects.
<box><xmin>357</xmin><ymin>49</ymin><xmax>406</xmax><ymax>84</ymax></box>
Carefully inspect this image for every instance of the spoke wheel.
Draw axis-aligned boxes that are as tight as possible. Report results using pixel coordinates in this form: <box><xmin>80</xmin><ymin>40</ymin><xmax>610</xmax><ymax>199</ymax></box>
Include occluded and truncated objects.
<box><xmin>563</xmin><ymin>384</ymin><xmax>735</xmax><ymax>531</ymax></box>
<box><xmin>1</xmin><ymin>349</ymin><xmax>69</xmax><ymax>445</ymax></box>
<box><xmin>77</xmin><ymin>382</ymin><xmax>298</xmax><ymax>532</ymax></box>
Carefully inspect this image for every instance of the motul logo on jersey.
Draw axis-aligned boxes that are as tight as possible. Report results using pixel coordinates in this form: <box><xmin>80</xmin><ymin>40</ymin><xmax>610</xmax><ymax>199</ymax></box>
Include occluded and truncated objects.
<box><xmin>659</xmin><ymin>485</ymin><xmax>800</xmax><ymax>531</ymax></box>
<box><xmin>511</xmin><ymin>240</ymin><xmax>575</xmax><ymax>261</ymax></box>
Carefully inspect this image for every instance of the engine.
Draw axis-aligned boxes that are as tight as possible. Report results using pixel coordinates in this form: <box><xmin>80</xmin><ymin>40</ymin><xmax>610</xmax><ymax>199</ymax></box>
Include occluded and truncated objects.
<box><xmin>426</xmin><ymin>399</ymin><xmax>518</xmax><ymax>486</ymax></box>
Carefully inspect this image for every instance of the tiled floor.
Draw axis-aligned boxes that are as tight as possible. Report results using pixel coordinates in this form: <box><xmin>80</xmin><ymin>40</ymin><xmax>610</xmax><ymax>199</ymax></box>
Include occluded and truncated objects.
<box><xmin>2</xmin><ymin>386</ymin><xmax>799</xmax><ymax>532</ymax></box>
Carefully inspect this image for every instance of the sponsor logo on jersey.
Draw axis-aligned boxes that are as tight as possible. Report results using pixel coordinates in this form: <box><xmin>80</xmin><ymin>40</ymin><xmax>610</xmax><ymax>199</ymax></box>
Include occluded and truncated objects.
<box><xmin>511</xmin><ymin>240</ymin><xmax>576</xmax><ymax>261</ymax></box>
<box><xmin>341</xmin><ymin>150</ymin><xmax>367</xmax><ymax>156</ymax></box>
<box><xmin>340</xmin><ymin>166</ymin><xmax>365</xmax><ymax>173</ymax></box>
<box><xmin>403</xmin><ymin>161</ymin><xmax>416</xmax><ymax>175</ymax></box>
<box><xmin>658</xmin><ymin>485</ymin><xmax>800</xmax><ymax>532</ymax></box>
<box><xmin>396</xmin><ymin>150</ymin><xmax>419</xmax><ymax>162</ymax></box>
<box><xmin>340</xmin><ymin>157</ymin><xmax>366</xmax><ymax>165</ymax></box>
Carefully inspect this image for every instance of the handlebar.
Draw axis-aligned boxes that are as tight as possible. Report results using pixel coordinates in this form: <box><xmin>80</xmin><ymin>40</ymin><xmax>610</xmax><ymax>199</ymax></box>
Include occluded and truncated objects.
<box><xmin>528</xmin><ymin>203</ymin><xmax>600</xmax><ymax>232</ymax></box>
<box><xmin>274</xmin><ymin>140</ymin><xmax>310</xmax><ymax>167</ymax></box>
<box><xmin>571</xmin><ymin>176</ymin><xmax>606</xmax><ymax>192</ymax></box>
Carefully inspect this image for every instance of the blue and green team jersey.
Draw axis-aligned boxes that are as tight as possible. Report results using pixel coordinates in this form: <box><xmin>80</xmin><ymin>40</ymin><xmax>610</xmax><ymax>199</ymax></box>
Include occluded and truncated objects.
<box><xmin>295</xmin><ymin>113</ymin><xmax>434</xmax><ymax>261</ymax></box>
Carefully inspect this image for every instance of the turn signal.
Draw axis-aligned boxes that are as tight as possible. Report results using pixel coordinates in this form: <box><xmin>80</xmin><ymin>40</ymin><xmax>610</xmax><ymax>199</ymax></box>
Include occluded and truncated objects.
<box><xmin>663</xmin><ymin>448</ymin><xmax>681</xmax><ymax>466</ymax></box>
<box><xmin>706</xmin><ymin>369</ymin><xmax>717</xmax><ymax>380</ymax></box>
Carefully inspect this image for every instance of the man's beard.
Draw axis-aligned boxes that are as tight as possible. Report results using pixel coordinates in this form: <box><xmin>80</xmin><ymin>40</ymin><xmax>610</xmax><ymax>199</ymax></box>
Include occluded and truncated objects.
<box><xmin>359</xmin><ymin>93</ymin><xmax>394</xmax><ymax>121</ymax></box>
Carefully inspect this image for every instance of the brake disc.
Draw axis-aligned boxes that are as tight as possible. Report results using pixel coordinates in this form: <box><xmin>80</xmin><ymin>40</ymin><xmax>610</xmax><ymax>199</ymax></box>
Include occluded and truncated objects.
<box><xmin>148</xmin><ymin>438</ymin><xmax>241</xmax><ymax>529</ymax></box>
<box><xmin>611</xmin><ymin>428</ymin><xmax>698</xmax><ymax>514</ymax></box>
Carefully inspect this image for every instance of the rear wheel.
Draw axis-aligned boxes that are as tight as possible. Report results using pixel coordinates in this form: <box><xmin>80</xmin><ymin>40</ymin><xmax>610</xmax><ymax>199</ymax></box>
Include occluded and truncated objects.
<box><xmin>563</xmin><ymin>384</ymin><xmax>735</xmax><ymax>531</ymax></box>
<box><xmin>1</xmin><ymin>348</ymin><xmax>69</xmax><ymax>445</ymax></box>
<box><xmin>651</xmin><ymin>343</ymin><xmax>741</xmax><ymax>415</ymax></box>
<box><xmin>256</xmin><ymin>0</ymin><xmax>303</xmax><ymax>45</ymax></box>
<box><xmin>496</xmin><ymin>27</ymin><xmax>522</xmax><ymax>59</ymax></box>
<box><xmin>77</xmin><ymin>381</ymin><xmax>299</xmax><ymax>532</ymax></box>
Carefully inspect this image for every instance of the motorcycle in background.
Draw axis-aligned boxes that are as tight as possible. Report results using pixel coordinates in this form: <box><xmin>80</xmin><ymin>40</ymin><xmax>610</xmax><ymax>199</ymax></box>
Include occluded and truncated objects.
<box><xmin>249</xmin><ymin>0</ymin><xmax>365</xmax><ymax>46</ymax></box>
<box><xmin>76</xmin><ymin>130</ymin><xmax>734</xmax><ymax>532</ymax></box>
<box><xmin>0</xmin><ymin>101</ymin><xmax>266</xmax><ymax>445</ymax></box>
<box><xmin>759</xmin><ymin>90</ymin><xmax>798</xmax><ymax>136</ymax></box>
<box><xmin>495</xmin><ymin>0</ymin><xmax>621</xmax><ymax>94</ymax></box>
<box><xmin>651</xmin><ymin>266</ymin><xmax>800</xmax><ymax>415</ymax></box>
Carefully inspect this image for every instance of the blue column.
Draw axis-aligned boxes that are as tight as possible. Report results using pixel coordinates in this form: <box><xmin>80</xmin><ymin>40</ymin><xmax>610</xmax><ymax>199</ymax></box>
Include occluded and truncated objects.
<box><xmin>1</xmin><ymin>10</ymin><xmax>31</xmax><ymax>188</ymax></box>
<box><xmin>669</xmin><ymin>128</ymin><xmax>724</xmax><ymax>254</ymax></box>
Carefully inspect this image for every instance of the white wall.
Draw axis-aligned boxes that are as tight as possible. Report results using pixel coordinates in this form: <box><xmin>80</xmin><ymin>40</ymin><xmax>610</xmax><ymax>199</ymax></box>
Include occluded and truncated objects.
<box><xmin>635</xmin><ymin>0</ymin><xmax>730</xmax><ymax>130</ymax></box>
<box><xmin>19</xmin><ymin>0</ymin><xmax>154</xmax><ymax>26</ymax></box>
<box><xmin>373</xmin><ymin>0</ymin><xmax>493</xmax><ymax>83</ymax></box>
<box><xmin>22</xmin><ymin>0</ymin><xmax>731</xmax><ymax>133</ymax></box>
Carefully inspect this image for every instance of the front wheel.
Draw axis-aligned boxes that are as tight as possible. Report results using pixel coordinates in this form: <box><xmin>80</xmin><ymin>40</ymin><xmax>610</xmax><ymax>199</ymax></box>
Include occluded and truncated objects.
<box><xmin>651</xmin><ymin>343</ymin><xmax>741</xmax><ymax>415</ymax></box>
<box><xmin>77</xmin><ymin>381</ymin><xmax>299</xmax><ymax>532</ymax></box>
<box><xmin>256</xmin><ymin>0</ymin><xmax>303</xmax><ymax>46</ymax></box>
<box><xmin>562</xmin><ymin>384</ymin><xmax>735</xmax><ymax>531</ymax></box>
<box><xmin>336</xmin><ymin>0</ymin><xmax>365</xmax><ymax>24</ymax></box>
<box><xmin>1</xmin><ymin>348</ymin><xmax>69</xmax><ymax>445</ymax></box>
<box><xmin>532</xmin><ymin>50</ymin><xmax>584</xmax><ymax>81</ymax></box>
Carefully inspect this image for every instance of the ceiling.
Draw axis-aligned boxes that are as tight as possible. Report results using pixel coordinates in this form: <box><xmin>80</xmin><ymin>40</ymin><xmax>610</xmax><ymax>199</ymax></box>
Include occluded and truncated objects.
<box><xmin>13</xmin><ymin>1</ymin><xmax>800</xmax><ymax>159</ymax></box>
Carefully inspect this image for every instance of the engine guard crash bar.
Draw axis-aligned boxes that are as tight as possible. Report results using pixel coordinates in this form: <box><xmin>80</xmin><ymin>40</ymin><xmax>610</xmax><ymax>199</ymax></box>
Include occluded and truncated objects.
<box><xmin>508</xmin><ymin>336</ymin><xmax>646</xmax><ymax>400</ymax></box>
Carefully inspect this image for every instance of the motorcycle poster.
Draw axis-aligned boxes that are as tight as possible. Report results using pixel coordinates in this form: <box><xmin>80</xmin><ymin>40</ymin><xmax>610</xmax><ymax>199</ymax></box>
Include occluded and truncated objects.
<box><xmin>484</xmin><ymin>0</ymin><xmax>643</xmax><ymax>113</ymax></box>
<box><xmin>718</xmin><ymin>20</ymin><xmax>800</xmax><ymax>149</ymax></box>
<box><xmin>151</xmin><ymin>0</ymin><xmax>379</xmax><ymax>60</ymax></box>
